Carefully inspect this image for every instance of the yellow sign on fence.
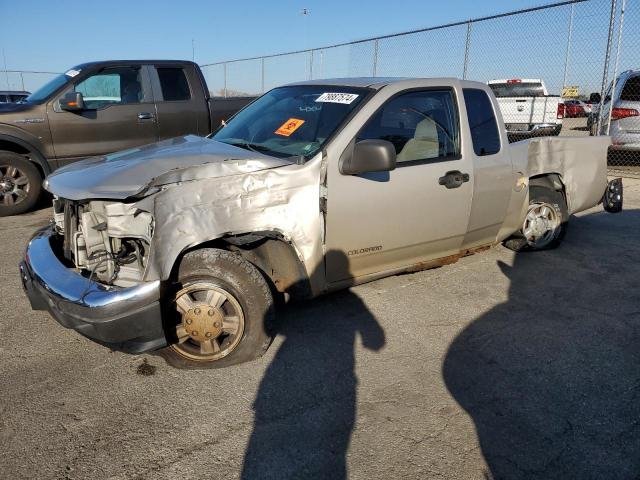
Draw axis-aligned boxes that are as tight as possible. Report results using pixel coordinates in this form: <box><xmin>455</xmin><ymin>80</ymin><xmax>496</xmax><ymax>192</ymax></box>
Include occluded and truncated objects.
<box><xmin>562</xmin><ymin>86</ymin><xmax>579</xmax><ymax>97</ymax></box>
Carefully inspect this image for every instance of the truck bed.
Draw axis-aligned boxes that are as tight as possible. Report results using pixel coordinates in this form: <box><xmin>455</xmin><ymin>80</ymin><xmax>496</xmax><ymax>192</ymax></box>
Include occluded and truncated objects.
<box><xmin>208</xmin><ymin>96</ymin><xmax>256</xmax><ymax>131</ymax></box>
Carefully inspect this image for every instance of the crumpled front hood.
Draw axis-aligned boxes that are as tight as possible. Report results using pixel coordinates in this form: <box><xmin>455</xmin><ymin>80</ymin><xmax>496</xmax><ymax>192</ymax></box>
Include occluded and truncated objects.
<box><xmin>44</xmin><ymin>135</ymin><xmax>291</xmax><ymax>200</ymax></box>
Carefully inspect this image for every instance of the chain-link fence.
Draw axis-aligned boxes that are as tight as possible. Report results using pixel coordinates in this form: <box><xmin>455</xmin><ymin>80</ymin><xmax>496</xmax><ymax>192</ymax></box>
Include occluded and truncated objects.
<box><xmin>1</xmin><ymin>70</ymin><xmax>60</xmax><ymax>95</ymax></box>
<box><xmin>201</xmin><ymin>0</ymin><xmax>640</xmax><ymax>176</ymax></box>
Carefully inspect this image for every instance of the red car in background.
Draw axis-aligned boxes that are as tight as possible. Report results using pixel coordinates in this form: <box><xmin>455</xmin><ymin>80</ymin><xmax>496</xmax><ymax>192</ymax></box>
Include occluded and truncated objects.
<box><xmin>564</xmin><ymin>99</ymin><xmax>591</xmax><ymax>118</ymax></box>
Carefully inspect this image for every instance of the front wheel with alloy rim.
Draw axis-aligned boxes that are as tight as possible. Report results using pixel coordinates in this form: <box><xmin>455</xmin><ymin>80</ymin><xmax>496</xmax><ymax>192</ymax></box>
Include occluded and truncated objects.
<box><xmin>158</xmin><ymin>248</ymin><xmax>275</xmax><ymax>369</ymax></box>
<box><xmin>0</xmin><ymin>151</ymin><xmax>42</xmax><ymax>217</ymax></box>
<box><xmin>503</xmin><ymin>185</ymin><xmax>569</xmax><ymax>252</ymax></box>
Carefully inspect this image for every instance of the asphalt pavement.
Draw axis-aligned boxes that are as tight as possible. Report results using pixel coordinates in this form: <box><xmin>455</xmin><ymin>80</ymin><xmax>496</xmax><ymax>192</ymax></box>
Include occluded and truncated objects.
<box><xmin>1</xmin><ymin>179</ymin><xmax>640</xmax><ymax>479</ymax></box>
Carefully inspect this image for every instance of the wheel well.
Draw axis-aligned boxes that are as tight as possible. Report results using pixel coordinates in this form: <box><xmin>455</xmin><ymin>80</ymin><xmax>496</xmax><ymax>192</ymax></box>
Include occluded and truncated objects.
<box><xmin>530</xmin><ymin>173</ymin><xmax>566</xmax><ymax>200</ymax></box>
<box><xmin>0</xmin><ymin>140</ymin><xmax>29</xmax><ymax>156</ymax></box>
<box><xmin>0</xmin><ymin>139</ymin><xmax>47</xmax><ymax>178</ymax></box>
<box><xmin>176</xmin><ymin>233</ymin><xmax>311</xmax><ymax>300</ymax></box>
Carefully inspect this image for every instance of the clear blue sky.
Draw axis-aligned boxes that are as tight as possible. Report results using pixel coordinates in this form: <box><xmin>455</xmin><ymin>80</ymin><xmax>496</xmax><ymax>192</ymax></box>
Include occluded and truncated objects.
<box><xmin>1</xmin><ymin>0</ymin><xmax>637</xmax><ymax>97</ymax></box>
<box><xmin>0</xmin><ymin>0</ymin><xmax>549</xmax><ymax>72</ymax></box>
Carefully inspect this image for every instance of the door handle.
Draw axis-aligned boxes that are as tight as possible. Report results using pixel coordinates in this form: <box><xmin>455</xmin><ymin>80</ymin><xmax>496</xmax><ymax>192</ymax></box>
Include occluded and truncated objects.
<box><xmin>438</xmin><ymin>170</ymin><xmax>470</xmax><ymax>189</ymax></box>
<box><xmin>137</xmin><ymin>112</ymin><xmax>154</xmax><ymax>120</ymax></box>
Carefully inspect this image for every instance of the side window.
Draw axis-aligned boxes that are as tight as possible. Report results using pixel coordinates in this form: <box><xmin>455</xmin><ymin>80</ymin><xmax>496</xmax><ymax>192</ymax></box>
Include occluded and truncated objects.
<box><xmin>604</xmin><ymin>89</ymin><xmax>611</xmax><ymax>103</ymax></box>
<box><xmin>357</xmin><ymin>89</ymin><xmax>460</xmax><ymax>164</ymax></box>
<box><xmin>74</xmin><ymin>67</ymin><xmax>142</xmax><ymax>109</ymax></box>
<box><xmin>463</xmin><ymin>88</ymin><xmax>501</xmax><ymax>156</ymax></box>
<box><xmin>620</xmin><ymin>76</ymin><xmax>640</xmax><ymax>102</ymax></box>
<box><xmin>604</xmin><ymin>79</ymin><xmax>616</xmax><ymax>103</ymax></box>
<box><xmin>156</xmin><ymin>68</ymin><xmax>191</xmax><ymax>101</ymax></box>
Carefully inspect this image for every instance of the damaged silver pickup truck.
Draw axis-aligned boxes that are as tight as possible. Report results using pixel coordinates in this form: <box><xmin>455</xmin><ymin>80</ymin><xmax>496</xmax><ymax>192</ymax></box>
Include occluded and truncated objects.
<box><xmin>19</xmin><ymin>78</ymin><xmax>623</xmax><ymax>368</ymax></box>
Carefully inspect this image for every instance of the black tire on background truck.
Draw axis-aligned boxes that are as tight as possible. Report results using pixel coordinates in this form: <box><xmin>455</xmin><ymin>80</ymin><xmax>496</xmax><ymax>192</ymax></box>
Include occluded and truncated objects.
<box><xmin>159</xmin><ymin>248</ymin><xmax>275</xmax><ymax>369</ymax></box>
<box><xmin>503</xmin><ymin>185</ymin><xmax>569</xmax><ymax>252</ymax></box>
<box><xmin>0</xmin><ymin>151</ymin><xmax>42</xmax><ymax>217</ymax></box>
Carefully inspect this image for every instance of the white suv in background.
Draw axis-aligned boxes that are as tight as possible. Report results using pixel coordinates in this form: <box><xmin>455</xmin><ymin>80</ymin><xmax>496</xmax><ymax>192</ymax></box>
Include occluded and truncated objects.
<box><xmin>593</xmin><ymin>69</ymin><xmax>640</xmax><ymax>151</ymax></box>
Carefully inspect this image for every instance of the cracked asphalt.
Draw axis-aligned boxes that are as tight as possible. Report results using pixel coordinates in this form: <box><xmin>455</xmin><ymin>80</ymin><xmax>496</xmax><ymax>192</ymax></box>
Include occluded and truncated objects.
<box><xmin>1</xmin><ymin>178</ymin><xmax>640</xmax><ymax>480</ymax></box>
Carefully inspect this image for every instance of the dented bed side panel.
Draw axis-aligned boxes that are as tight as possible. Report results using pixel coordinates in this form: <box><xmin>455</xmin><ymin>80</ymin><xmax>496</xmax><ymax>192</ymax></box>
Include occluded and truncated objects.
<box><xmin>524</xmin><ymin>136</ymin><xmax>611</xmax><ymax>214</ymax></box>
<box><xmin>140</xmin><ymin>155</ymin><xmax>326</xmax><ymax>296</ymax></box>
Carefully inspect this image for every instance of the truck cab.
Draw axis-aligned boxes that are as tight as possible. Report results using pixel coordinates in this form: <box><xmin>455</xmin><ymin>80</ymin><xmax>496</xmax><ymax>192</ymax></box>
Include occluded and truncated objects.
<box><xmin>0</xmin><ymin>60</ymin><xmax>253</xmax><ymax>216</ymax></box>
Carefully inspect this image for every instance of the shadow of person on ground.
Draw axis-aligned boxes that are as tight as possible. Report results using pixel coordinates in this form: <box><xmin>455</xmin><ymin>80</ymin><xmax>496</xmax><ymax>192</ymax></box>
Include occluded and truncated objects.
<box><xmin>443</xmin><ymin>209</ymin><xmax>640</xmax><ymax>479</ymax></box>
<box><xmin>242</xmin><ymin>250</ymin><xmax>385</xmax><ymax>479</ymax></box>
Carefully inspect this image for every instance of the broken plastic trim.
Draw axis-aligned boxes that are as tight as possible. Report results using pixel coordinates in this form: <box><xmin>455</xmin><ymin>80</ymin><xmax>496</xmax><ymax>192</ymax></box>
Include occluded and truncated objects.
<box><xmin>603</xmin><ymin>178</ymin><xmax>623</xmax><ymax>214</ymax></box>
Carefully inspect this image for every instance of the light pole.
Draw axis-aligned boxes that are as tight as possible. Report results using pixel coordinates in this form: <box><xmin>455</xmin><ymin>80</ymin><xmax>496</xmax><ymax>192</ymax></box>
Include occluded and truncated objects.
<box><xmin>597</xmin><ymin>0</ymin><xmax>618</xmax><ymax>134</ymax></box>
<box><xmin>301</xmin><ymin>8</ymin><xmax>311</xmax><ymax>79</ymax></box>
<box><xmin>2</xmin><ymin>49</ymin><xmax>9</xmax><ymax>90</ymax></box>
<box><xmin>606</xmin><ymin>0</ymin><xmax>626</xmax><ymax>136</ymax></box>
<box><xmin>562</xmin><ymin>3</ymin><xmax>575</xmax><ymax>91</ymax></box>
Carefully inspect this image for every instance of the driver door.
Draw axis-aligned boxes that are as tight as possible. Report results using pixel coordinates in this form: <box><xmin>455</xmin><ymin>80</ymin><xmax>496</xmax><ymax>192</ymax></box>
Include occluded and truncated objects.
<box><xmin>48</xmin><ymin>65</ymin><xmax>158</xmax><ymax>164</ymax></box>
<box><xmin>324</xmin><ymin>88</ymin><xmax>474</xmax><ymax>283</ymax></box>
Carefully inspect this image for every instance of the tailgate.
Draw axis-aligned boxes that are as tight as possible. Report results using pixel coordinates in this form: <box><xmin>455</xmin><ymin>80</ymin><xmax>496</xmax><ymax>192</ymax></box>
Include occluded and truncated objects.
<box><xmin>497</xmin><ymin>97</ymin><xmax>560</xmax><ymax>127</ymax></box>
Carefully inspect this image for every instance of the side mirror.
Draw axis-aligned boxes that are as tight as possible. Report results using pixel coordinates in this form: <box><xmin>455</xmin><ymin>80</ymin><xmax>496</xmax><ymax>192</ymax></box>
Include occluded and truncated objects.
<box><xmin>340</xmin><ymin>139</ymin><xmax>397</xmax><ymax>175</ymax></box>
<box><xmin>59</xmin><ymin>91</ymin><xmax>85</xmax><ymax>111</ymax></box>
<box><xmin>589</xmin><ymin>92</ymin><xmax>601</xmax><ymax>104</ymax></box>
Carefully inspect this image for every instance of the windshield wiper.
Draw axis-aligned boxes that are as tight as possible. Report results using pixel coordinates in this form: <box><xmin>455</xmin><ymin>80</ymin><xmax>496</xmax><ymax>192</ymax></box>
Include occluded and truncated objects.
<box><xmin>225</xmin><ymin>141</ymin><xmax>287</xmax><ymax>158</ymax></box>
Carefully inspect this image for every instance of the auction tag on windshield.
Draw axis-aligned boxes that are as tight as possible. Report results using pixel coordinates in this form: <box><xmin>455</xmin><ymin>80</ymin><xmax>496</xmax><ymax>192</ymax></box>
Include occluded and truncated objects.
<box><xmin>275</xmin><ymin>118</ymin><xmax>305</xmax><ymax>137</ymax></box>
<box><xmin>315</xmin><ymin>92</ymin><xmax>359</xmax><ymax>104</ymax></box>
<box><xmin>65</xmin><ymin>69</ymin><xmax>81</xmax><ymax>78</ymax></box>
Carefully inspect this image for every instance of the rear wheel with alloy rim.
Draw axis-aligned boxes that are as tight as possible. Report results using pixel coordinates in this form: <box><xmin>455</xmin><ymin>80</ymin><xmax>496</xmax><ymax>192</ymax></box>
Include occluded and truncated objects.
<box><xmin>0</xmin><ymin>151</ymin><xmax>42</xmax><ymax>217</ymax></box>
<box><xmin>503</xmin><ymin>185</ymin><xmax>569</xmax><ymax>252</ymax></box>
<box><xmin>159</xmin><ymin>248</ymin><xmax>274</xmax><ymax>369</ymax></box>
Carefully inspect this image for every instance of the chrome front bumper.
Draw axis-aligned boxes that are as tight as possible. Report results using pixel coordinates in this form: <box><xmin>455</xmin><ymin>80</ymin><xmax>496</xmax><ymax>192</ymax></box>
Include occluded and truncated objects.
<box><xmin>19</xmin><ymin>226</ymin><xmax>167</xmax><ymax>353</ymax></box>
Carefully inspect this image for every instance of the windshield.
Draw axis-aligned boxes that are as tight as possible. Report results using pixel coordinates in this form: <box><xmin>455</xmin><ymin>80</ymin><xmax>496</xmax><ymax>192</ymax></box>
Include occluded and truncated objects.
<box><xmin>212</xmin><ymin>85</ymin><xmax>370</xmax><ymax>159</ymax></box>
<box><xmin>489</xmin><ymin>82</ymin><xmax>545</xmax><ymax>98</ymax></box>
<box><xmin>25</xmin><ymin>73</ymin><xmax>71</xmax><ymax>104</ymax></box>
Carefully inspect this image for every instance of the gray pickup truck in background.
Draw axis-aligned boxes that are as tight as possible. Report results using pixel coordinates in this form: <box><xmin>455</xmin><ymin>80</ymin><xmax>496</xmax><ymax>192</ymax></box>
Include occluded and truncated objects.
<box><xmin>0</xmin><ymin>60</ymin><xmax>254</xmax><ymax>216</ymax></box>
<box><xmin>20</xmin><ymin>77</ymin><xmax>623</xmax><ymax>370</ymax></box>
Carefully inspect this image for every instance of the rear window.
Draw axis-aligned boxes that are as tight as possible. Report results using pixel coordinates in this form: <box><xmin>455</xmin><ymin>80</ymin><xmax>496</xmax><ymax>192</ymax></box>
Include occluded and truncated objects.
<box><xmin>620</xmin><ymin>76</ymin><xmax>640</xmax><ymax>102</ymax></box>
<box><xmin>463</xmin><ymin>89</ymin><xmax>501</xmax><ymax>156</ymax></box>
<box><xmin>489</xmin><ymin>82</ymin><xmax>545</xmax><ymax>98</ymax></box>
<box><xmin>157</xmin><ymin>68</ymin><xmax>191</xmax><ymax>101</ymax></box>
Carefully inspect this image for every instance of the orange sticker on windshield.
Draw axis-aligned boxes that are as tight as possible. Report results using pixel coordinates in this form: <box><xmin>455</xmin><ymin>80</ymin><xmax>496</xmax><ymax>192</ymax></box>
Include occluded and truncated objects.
<box><xmin>275</xmin><ymin>118</ymin><xmax>305</xmax><ymax>137</ymax></box>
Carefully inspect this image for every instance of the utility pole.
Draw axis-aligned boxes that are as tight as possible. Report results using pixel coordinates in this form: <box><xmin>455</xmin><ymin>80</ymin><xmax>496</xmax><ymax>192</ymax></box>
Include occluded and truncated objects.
<box><xmin>606</xmin><ymin>0</ymin><xmax>626</xmax><ymax>135</ymax></box>
<box><xmin>2</xmin><ymin>49</ymin><xmax>9</xmax><ymax>90</ymax></box>
<box><xmin>597</xmin><ymin>0</ymin><xmax>618</xmax><ymax>134</ymax></box>
<box><xmin>302</xmin><ymin>8</ymin><xmax>311</xmax><ymax>79</ymax></box>
<box><xmin>463</xmin><ymin>20</ymin><xmax>472</xmax><ymax>80</ymax></box>
<box><xmin>192</xmin><ymin>39</ymin><xmax>195</xmax><ymax>62</ymax></box>
<box><xmin>562</xmin><ymin>3</ymin><xmax>575</xmax><ymax>90</ymax></box>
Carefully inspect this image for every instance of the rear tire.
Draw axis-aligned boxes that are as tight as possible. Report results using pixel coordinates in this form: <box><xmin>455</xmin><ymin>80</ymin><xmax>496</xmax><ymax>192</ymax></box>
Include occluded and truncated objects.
<box><xmin>503</xmin><ymin>185</ymin><xmax>569</xmax><ymax>252</ymax></box>
<box><xmin>0</xmin><ymin>151</ymin><xmax>42</xmax><ymax>217</ymax></box>
<box><xmin>158</xmin><ymin>248</ymin><xmax>275</xmax><ymax>369</ymax></box>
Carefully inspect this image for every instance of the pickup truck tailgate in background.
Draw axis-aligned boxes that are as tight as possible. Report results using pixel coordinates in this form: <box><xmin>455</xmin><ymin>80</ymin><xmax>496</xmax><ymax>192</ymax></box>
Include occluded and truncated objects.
<box><xmin>497</xmin><ymin>96</ymin><xmax>561</xmax><ymax>130</ymax></box>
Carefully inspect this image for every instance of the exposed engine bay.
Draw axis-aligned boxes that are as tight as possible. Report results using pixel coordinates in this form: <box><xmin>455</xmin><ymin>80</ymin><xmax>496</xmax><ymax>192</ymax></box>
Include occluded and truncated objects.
<box><xmin>52</xmin><ymin>198</ymin><xmax>153</xmax><ymax>287</ymax></box>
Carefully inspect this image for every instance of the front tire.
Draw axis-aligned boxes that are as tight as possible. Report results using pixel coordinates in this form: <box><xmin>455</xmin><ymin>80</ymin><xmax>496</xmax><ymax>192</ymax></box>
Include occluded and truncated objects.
<box><xmin>159</xmin><ymin>248</ymin><xmax>274</xmax><ymax>369</ymax></box>
<box><xmin>503</xmin><ymin>185</ymin><xmax>569</xmax><ymax>252</ymax></box>
<box><xmin>0</xmin><ymin>151</ymin><xmax>42</xmax><ymax>217</ymax></box>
